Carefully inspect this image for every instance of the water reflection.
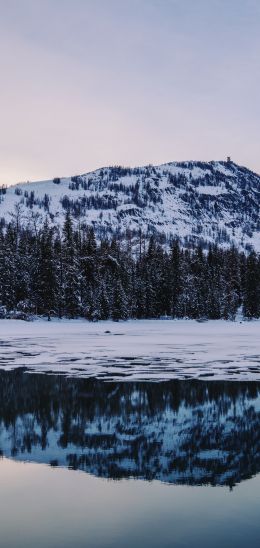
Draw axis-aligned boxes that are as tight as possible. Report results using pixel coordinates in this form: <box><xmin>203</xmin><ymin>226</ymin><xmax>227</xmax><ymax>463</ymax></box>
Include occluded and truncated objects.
<box><xmin>0</xmin><ymin>369</ymin><xmax>259</xmax><ymax>487</ymax></box>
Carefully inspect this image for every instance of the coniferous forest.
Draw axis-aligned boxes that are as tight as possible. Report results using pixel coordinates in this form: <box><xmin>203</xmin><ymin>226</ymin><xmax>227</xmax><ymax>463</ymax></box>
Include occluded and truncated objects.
<box><xmin>0</xmin><ymin>212</ymin><xmax>259</xmax><ymax>321</ymax></box>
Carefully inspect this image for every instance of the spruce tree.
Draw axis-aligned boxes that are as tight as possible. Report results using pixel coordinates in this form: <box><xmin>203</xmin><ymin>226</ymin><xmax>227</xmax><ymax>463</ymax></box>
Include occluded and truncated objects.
<box><xmin>243</xmin><ymin>251</ymin><xmax>260</xmax><ymax>318</ymax></box>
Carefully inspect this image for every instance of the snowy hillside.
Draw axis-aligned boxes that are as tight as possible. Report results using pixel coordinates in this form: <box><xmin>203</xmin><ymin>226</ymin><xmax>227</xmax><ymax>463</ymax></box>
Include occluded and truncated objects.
<box><xmin>1</xmin><ymin>160</ymin><xmax>260</xmax><ymax>250</ymax></box>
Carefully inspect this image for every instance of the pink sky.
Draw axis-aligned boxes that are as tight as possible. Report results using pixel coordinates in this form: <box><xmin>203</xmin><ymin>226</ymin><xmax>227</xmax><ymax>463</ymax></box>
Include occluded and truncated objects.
<box><xmin>0</xmin><ymin>0</ymin><xmax>259</xmax><ymax>185</ymax></box>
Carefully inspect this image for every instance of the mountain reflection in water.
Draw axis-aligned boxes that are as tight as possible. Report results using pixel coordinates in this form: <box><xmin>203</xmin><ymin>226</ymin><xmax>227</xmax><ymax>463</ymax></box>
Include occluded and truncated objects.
<box><xmin>0</xmin><ymin>369</ymin><xmax>259</xmax><ymax>488</ymax></box>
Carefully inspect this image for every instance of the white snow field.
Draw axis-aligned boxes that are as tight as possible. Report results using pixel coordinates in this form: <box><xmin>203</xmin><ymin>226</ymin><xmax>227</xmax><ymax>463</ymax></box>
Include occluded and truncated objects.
<box><xmin>0</xmin><ymin>319</ymin><xmax>260</xmax><ymax>381</ymax></box>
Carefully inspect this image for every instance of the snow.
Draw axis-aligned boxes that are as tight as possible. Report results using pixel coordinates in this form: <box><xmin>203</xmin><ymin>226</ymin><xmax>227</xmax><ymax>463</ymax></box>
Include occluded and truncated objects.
<box><xmin>196</xmin><ymin>185</ymin><xmax>227</xmax><ymax>196</ymax></box>
<box><xmin>1</xmin><ymin>160</ymin><xmax>260</xmax><ymax>252</ymax></box>
<box><xmin>1</xmin><ymin>318</ymin><xmax>260</xmax><ymax>381</ymax></box>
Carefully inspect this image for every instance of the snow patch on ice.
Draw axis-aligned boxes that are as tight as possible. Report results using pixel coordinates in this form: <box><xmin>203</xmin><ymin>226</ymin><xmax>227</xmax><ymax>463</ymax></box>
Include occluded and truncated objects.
<box><xmin>0</xmin><ymin>319</ymin><xmax>260</xmax><ymax>381</ymax></box>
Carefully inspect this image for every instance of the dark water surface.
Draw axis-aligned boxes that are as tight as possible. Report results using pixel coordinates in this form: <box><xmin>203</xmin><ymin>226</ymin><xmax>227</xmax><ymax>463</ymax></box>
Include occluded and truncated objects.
<box><xmin>0</xmin><ymin>369</ymin><xmax>260</xmax><ymax>547</ymax></box>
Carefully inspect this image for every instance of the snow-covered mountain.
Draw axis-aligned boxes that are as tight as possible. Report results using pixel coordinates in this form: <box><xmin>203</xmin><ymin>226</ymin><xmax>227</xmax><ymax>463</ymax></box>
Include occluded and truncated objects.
<box><xmin>1</xmin><ymin>159</ymin><xmax>260</xmax><ymax>250</ymax></box>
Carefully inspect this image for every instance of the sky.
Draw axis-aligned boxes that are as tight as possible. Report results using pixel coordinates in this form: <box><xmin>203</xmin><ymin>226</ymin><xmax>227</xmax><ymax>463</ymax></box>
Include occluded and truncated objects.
<box><xmin>0</xmin><ymin>0</ymin><xmax>259</xmax><ymax>185</ymax></box>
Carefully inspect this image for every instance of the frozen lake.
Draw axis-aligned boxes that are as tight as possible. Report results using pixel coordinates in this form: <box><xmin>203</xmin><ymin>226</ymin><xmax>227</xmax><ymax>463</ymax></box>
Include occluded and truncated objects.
<box><xmin>1</xmin><ymin>321</ymin><xmax>260</xmax><ymax>546</ymax></box>
<box><xmin>0</xmin><ymin>318</ymin><xmax>260</xmax><ymax>380</ymax></box>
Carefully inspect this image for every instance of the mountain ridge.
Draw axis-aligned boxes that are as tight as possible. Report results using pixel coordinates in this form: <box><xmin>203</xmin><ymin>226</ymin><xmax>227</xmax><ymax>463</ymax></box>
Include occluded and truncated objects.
<box><xmin>1</xmin><ymin>159</ymin><xmax>260</xmax><ymax>251</ymax></box>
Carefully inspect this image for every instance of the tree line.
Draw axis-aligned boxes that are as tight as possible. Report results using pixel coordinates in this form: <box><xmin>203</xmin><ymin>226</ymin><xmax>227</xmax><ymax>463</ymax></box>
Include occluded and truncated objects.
<box><xmin>0</xmin><ymin>212</ymin><xmax>259</xmax><ymax>320</ymax></box>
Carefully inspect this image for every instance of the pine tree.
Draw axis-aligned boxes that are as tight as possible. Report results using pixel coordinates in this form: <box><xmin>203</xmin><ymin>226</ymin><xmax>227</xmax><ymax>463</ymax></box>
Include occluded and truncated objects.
<box><xmin>37</xmin><ymin>220</ymin><xmax>57</xmax><ymax>315</ymax></box>
<box><xmin>1</xmin><ymin>225</ymin><xmax>16</xmax><ymax>309</ymax></box>
<box><xmin>168</xmin><ymin>240</ymin><xmax>182</xmax><ymax>317</ymax></box>
<box><xmin>112</xmin><ymin>280</ymin><xmax>128</xmax><ymax>321</ymax></box>
<box><xmin>243</xmin><ymin>251</ymin><xmax>260</xmax><ymax>318</ymax></box>
<box><xmin>62</xmin><ymin>213</ymin><xmax>80</xmax><ymax>318</ymax></box>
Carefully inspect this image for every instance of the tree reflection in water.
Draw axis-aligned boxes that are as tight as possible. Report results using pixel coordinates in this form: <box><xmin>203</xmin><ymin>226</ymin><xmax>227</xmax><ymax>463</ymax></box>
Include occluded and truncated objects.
<box><xmin>0</xmin><ymin>369</ymin><xmax>259</xmax><ymax>488</ymax></box>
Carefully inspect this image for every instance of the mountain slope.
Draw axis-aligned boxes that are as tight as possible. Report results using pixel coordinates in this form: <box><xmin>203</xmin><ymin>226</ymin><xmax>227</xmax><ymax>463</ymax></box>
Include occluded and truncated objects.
<box><xmin>1</xmin><ymin>160</ymin><xmax>260</xmax><ymax>250</ymax></box>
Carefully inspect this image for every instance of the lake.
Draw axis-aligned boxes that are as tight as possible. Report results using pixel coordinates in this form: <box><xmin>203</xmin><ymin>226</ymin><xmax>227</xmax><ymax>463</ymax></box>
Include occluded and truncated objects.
<box><xmin>0</xmin><ymin>369</ymin><xmax>260</xmax><ymax>547</ymax></box>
